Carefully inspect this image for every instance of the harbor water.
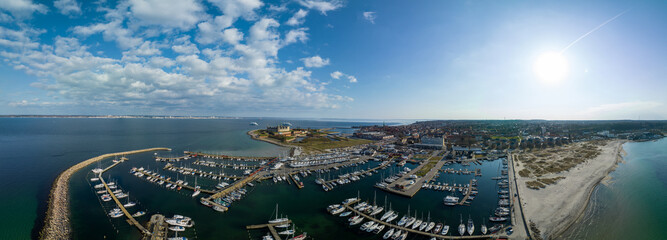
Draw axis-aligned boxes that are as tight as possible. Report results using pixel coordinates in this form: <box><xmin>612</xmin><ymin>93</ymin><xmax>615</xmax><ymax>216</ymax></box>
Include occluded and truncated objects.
<box><xmin>1</xmin><ymin>118</ymin><xmax>664</xmax><ymax>239</ymax></box>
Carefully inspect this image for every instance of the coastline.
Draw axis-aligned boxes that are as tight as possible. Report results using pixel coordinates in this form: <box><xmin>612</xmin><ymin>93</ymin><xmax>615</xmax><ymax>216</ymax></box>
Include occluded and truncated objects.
<box><xmin>39</xmin><ymin>147</ymin><xmax>170</xmax><ymax>240</ymax></box>
<box><xmin>246</xmin><ymin>129</ymin><xmax>298</xmax><ymax>156</ymax></box>
<box><xmin>516</xmin><ymin>140</ymin><xmax>626</xmax><ymax>239</ymax></box>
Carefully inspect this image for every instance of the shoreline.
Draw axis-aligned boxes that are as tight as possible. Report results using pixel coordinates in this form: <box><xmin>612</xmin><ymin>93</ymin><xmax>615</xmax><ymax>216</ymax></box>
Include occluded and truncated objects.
<box><xmin>247</xmin><ymin>129</ymin><xmax>298</xmax><ymax>156</ymax></box>
<box><xmin>517</xmin><ymin>140</ymin><xmax>626</xmax><ymax>240</ymax></box>
<box><xmin>39</xmin><ymin>147</ymin><xmax>170</xmax><ymax>240</ymax></box>
<box><xmin>550</xmin><ymin>141</ymin><xmax>625</xmax><ymax>239</ymax></box>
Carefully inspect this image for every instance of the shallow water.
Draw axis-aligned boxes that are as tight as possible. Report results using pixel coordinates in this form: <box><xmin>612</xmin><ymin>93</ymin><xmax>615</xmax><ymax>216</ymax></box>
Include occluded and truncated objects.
<box><xmin>561</xmin><ymin>138</ymin><xmax>667</xmax><ymax>240</ymax></box>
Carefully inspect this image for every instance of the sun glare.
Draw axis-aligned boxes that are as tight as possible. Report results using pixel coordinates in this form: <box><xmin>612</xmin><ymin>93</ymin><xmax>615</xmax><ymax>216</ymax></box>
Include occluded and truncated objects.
<box><xmin>534</xmin><ymin>51</ymin><xmax>568</xmax><ymax>84</ymax></box>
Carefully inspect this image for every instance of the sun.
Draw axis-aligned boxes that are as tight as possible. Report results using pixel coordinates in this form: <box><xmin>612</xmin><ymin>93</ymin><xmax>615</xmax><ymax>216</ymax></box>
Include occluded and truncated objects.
<box><xmin>533</xmin><ymin>51</ymin><xmax>568</xmax><ymax>84</ymax></box>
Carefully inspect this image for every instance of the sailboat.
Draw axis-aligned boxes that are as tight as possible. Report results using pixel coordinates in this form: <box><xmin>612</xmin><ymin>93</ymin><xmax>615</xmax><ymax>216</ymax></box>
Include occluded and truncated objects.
<box><xmin>269</xmin><ymin>204</ymin><xmax>288</xmax><ymax>223</ymax></box>
<box><xmin>191</xmin><ymin>177</ymin><xmax>201</xmax><ymax>197</ymax></box>
<box><xmin>481</xmin><ymin>219</ymin><xmax>488</xmax><ymax>235</ymax></box>
<box><xmin>458</xmin><ymin>214</ymin><xmax>465</xmax><ymax>236</ymax></box>
<box><xmin>123</xmin><ymin>193</ymin><xmax>136</xmax><ymax>208</ymax></box>
<box><xmin>467</xmin><ymin>215</ymin><xmax>474</xmax><ymax>235</ymax></box>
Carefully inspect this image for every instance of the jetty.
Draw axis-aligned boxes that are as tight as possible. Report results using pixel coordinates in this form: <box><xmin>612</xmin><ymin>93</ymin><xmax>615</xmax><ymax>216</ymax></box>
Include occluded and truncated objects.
<box><xmin>323</xmin><ymin>161</ymin><xmax>391</xmax><ymax>186</ymax></box>
<box><xmin>98</xmin><ymin>160</ymin><xmax>151</xmax><ymax>235</ymax></box>
<box><xmin>40</xmin><ymin>147</ymin><xmax>170</xmax><ymax>240</ymax></box>
<box><xmin>155</xmin><ymin>155</ymin><xmax>189</xmax><ymax>162</ymax></box>
<box><xmin>136</xmin><ymin>169</ymin><xmax>216</xmax><ymax>194</ymax></box>
<box><xmin>164</xmin><ymin>164</ymin><xmax>246</xmax><ymax>180</ymax></box>
<box><xmin>147</xmin><ymin>214</ymin><xmax>168</xmax><ymax>240</ymax></box>
<box><xmin>378</xmin><ymin>152</ymin><xmax>447</xmax><ymax>197</ymax></box>
<box><xmin>246</xmin><ymin>219</ymin><xmax>292</xmax><ymax>240</ymax></box>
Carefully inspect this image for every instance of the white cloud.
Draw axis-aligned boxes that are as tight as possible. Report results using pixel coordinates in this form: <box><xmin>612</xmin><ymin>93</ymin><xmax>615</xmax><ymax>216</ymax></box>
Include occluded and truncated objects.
<box><xmin>129</xmin><ymin>0</ymin><xmax>205</xmax><ymax>30</ymax></box>
<box><xmin>207</xmin><ymin>0</ymin><xmax>264</xmax><ymax>20</ymax></box>
<box><xmin>54</xmin><ymin>0</ymin><xmax>81</xmax><ymax>16</ymax></box>
<box><xmin>330</xmin><ymin>71</ymin><xmax>343</xmax><ymax>79</ymax></box>
<box><xmin>330</xmin><ymin>71</ymin><xmax>357</xmax><ymax>83</ymax></box>
<box><xmin>363</xmin><ymin>11</ymin><xmax>376</xmax><ymax>24</ymax></box>
<box><xmin>297</xmin><ymin>0</ymin><xmax>343</xmax><ymax>15</ymax></box>
<box><xmin>287</xmin><ymin>9</ymin><xmax>308</xmax><ymax>26</ymax></box>
<box><xmin>284</xmin><ymin>28</ymin><xmax>308</xmax><ymax>45</ymax></box>
<box><xmin>301</xmin><ymin>55</ymin><xmax>329</xmax><ymax>68</ymax></box>
<box><xmin>171</xmin><ymin>37</ymin><xmax>200</xmax><ymax>55</ymax></box>
<box><xmin>0</xmin><ymin>0</ymin><xmax>355</xmax><ymax>114</ymax></box>
<box><xmin>0</xmin><ymin>0</ymin><xmax>47</xmax><ymax>17</ymax></box>
<box><xmin>73</xmin><ymin>20</ymin><xmax>143</xmax><ymax>49</ymax></box>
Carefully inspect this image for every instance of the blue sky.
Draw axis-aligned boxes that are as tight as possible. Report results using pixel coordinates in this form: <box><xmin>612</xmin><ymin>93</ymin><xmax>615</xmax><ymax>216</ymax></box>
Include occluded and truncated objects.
<box><xmin>0</xmin><ymin>0</ymin><xmax>665</xmax><ymax>120</ymax></box>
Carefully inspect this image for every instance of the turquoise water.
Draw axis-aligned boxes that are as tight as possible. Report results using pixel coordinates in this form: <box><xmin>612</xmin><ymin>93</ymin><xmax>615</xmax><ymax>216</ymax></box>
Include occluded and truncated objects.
<box><xmin>562</xmin><ymin>138</ymin><xmax>667</xmax><ymax>240</ymax></box>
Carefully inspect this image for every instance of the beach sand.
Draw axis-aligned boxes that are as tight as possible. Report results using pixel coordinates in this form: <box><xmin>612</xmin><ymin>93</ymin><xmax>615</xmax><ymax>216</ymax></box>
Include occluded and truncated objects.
<box><xmin>515</xmin><ymin>140</ymin><xmax>625</xmax><ymax>239</ymax></box>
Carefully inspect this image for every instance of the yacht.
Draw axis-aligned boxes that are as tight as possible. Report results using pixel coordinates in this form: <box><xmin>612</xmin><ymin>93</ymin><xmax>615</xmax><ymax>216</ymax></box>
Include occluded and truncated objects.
<box><xmin>467</xmin><ymin>217</ymin><xmax>474</xmax><ymax>235</ymax></box>
<box><xmin>411</xmin><ymin>219</ymin><xmax>422</xmax><ymax>230</ymax></box>
<box><xmin>391</xmin><ymin>230</ymin><xmax>402</xmax><ymax>240</ymax></box>
<box><xmin>269</xmin><ymin>204</ymin><xmax>289</xmax><ymax>223</ymax></box>
<box><xmin>443</xmin><ymin>195</ymin><xmax>459</xmax><ymax>206</ymax></box>
<box><xmin>166</xmin><ymin>217</ymin><xmax>194</xmax><ymax>227</ymax></box>
<box><xmin>169</xmin><ymin>226</ymin><xmax>185</xmax><ymax>232</ymax></box>
<box><xmin>458</xmin><ymin>215</ymin><xmax>465</xmax><ymax>236</ymax></box>
<box><xmin>433</xmin><ymin>223</ymin><xmax>442</xmax><ymax>234</ymax></box>
<box><xmin>90</xmin><ymin>178</ymin><xmax>99</xmax><ymax>181</ymax></box>
<box><xmin>250</xmin><ymin>122</ymin><xmax>259</xmax><ymax>126</ymax></box>
<box><xmin>425</xmin><ymin>222</ymin><xmax>435</xmax><ymax>232</ymax></box>
<box><xmin>441</xmin><ymin>224</ymin><xmax>449</xmax><ymax>235</ymax></box>
<box><xmin>132</xmin><ymin>211</ymin><xmax>146</xmax><ymax>217</ymax></box>
<box><xmin>349</xmin><ymin>217</ymin><xmax>363</xmax><ymax>226</ymax></box>
<box><xmin>373</xmin><ymin>224</ymin><xmax>385</xmax><ymax>234</ymax></box>
<box><xmin>481</xmin><ymin>223</ymin><xmax>488</xmax><ymax>235</ymax></box>
<box><xmin>339</xmin><ymin>211</ymin><xmax>352</xmax><ymax>217</ymax></box>
<box><xmin>380</xmin><ymin>210</ymin><xmax>394</xmax><ymax>221</ymax></box>
<box><xmin>383</xmin><ymin>228</ymin><xmax>395</xmax><ymax>239</ymax></box>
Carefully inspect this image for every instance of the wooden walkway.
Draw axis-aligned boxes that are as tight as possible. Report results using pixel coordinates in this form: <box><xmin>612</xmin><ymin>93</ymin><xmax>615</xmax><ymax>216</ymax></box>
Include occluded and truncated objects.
<box><xmin>99</xmin><ymin>160</ymin><xmax>151</xmax><ymax>235</ymax></box>
<box><xmin>324</xmin><ymin>161</ymin><xmax>390</xmax><ymax>185</ymax></box>
<box><xmin>136</xmin><ymin>169</ymin><xmax>216</xmax><ymax>194</ymax></box>
<box><xmin>164</xmin><ymin>164</ymin><xmax>246</xmax><ymax>180</ymax></box>
<box><xmin>246</xmin><ymin>220</ymin><xmax>292</xmax><ymax>240</ymax></box>
<box><xmin>458</xmin><ymin>179</ymin><xmax>475</xmax><ymax>205</ymax></box>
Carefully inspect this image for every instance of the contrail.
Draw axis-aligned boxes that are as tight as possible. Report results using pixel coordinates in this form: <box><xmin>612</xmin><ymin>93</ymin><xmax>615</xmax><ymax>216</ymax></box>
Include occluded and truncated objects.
<box><xmin>560</xmin><ymin>9</ymin><xmax>630</xmax><ymax>54</ymax></box>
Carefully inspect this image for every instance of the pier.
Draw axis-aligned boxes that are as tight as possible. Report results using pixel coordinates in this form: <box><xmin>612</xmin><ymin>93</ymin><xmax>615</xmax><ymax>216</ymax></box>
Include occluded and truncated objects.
<box><xmin>185</xmin><ymin>151</ymin><xmax>274</xmax><ymax>160</ymax></box>
<box><xmin>378</xmin><ymin>152</ymin><xmax>447</xmax><ymax>197</ymax></box>
<box><xmin>245</xmin><ymin>219</ymin><xmax>292</xmax><ymax>240</ymax></box>
<box><xmin>323</xmin><ymin>161</ymin><xmax>391</xmax><ymax>186</ymax></box>
<box><xmin>155</xmin><ymin>155</ymin><xmax>190</xmax><ymax>162</ymax></box>
<box><xmin>99</xmin><ymin>159</ymin><xmax>151</xmax><ymax>235</ymax></box>
<box><xmin>164</xmin><ymin>164</ymin><xmax>246</xmax><ymax>180</ymax></box>
<box><xmin>458</xmin><ymin>179</ymin><xmax>475</xmax><ymax>205</ymax></box>
<box><xmin>135</xmin><ymin>169</ymin><xmax>217</xmax><ymax>194</ymax></box>
<box><xmin>193</xmin><ymin>160</ymin><xmax>260</xmax><ymax>169</ymax></box>
<box><xmin>341</xmin><ymin>199</ymin><xmax>503</xmax><ymax>239</ymax></box>
<box><xmin>147</xmin><ymin>214</ymin><xmax>168</xmax><ymax>240</ymax></box>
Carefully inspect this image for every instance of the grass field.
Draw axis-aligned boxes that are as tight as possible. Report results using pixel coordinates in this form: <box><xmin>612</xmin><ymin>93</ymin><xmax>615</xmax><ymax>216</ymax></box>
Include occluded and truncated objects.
<box><xmin>290</xmin><ymin>136</ymin><xmax>373</xmax><ymax>154</ymax></box>
<box><xmin>415</xmin><ymin>158</ymin><xmax>440</xmax><ymax>177</ymax></box>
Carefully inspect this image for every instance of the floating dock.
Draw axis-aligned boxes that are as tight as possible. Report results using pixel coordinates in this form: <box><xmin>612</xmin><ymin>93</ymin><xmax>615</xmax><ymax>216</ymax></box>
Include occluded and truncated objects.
<box><xmin>246</xmin><ymin>219</ymin><xmax>292</xmax><ymax>240</ymax></box>
<box><xmin>99</xmin><ymin>159</ymin><xmax>151</xmax><ymax>236</ymax></box>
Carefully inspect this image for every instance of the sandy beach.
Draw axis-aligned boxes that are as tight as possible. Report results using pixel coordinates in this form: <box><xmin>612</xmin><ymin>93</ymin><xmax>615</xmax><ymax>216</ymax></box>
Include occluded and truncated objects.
<box><xmin>515</xmin><ymin>140</ymin><xmax>626</xmax><ymax>239</ymax></box>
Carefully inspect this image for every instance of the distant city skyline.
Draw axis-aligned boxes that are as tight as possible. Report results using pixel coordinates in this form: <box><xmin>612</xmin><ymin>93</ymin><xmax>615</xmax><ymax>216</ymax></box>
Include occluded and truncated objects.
<box><xmin>1</xmin><ymin>0</ymin><xmax>665</xmax><ymax>120</ymax></box>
